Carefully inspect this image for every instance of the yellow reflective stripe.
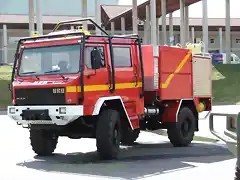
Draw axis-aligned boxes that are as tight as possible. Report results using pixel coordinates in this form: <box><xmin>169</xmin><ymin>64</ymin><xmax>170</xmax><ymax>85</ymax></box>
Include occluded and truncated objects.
<box><xmin>160</xmin><ymin>51</ymin><xmax>192</xmax><ymax>88</ymax></box>
<box><xmin>66</xmin><ymin>82</ymin><xmax>142</xmax><ymax>93</ymax></box>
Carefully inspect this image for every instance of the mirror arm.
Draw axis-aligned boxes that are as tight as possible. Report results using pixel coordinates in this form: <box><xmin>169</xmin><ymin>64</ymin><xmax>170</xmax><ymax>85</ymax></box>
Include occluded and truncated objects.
<box><xmin>87</xmin><ymin>69</ymin><xmax>97</xmax><ymax>78</ymax></box>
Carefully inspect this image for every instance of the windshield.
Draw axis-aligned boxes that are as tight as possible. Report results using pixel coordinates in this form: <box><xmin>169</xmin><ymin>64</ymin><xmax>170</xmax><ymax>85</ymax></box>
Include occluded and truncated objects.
<box><xmin>18</xmin><ymin>44</ymin><xmax>80</xmax><ymax>76</ymax></box>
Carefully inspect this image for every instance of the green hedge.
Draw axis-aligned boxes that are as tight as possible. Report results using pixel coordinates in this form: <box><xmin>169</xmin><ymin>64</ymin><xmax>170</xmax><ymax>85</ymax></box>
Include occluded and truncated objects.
<box><xmin>212</xmin><ymin>64</ymin><xmax>240</xmax><ymax>105</ymax></box>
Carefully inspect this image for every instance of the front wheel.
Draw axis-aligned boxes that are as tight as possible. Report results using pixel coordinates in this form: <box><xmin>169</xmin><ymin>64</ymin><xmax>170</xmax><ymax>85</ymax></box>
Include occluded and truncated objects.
<box><xmin>96</xmin><ymin>109</ymin><xmax>121</xmax><ymax>160</ymax></box>
<box><xmin>30</xmin><ymin>129</ymin><xmax>58</xmax><ymax>156</ymax></box>
<box><xmin>167</xmin><ymin>107</ymin><xmax>196</xmax><ymax>147</ymax></box>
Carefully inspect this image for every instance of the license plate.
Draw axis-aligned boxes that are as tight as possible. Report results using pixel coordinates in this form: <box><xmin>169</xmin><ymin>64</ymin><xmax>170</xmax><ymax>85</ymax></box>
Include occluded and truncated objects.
<box><xmin>22</xmin><ymin>109</ymin><xmax>50</xmax><ymax>120</ymax></box>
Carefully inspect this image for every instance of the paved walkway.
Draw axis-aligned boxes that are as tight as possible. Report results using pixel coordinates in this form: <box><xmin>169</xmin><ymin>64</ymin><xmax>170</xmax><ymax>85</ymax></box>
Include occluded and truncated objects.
<box><xmin>0</xmin><ymin>115</ymin><xmax>236</xmax><ymax>180</ymax></box>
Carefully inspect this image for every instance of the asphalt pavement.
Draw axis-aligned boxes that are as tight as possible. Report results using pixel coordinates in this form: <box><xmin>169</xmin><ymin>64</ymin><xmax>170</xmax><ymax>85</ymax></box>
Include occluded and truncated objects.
<box><xmin>0</xmin><ymin>110</ymin><xmax>6</xmax><ymax>115</ymax></box>
<box><xmin>0</xmin><ymin>114</ymin><xmax>236</xmax><ymax>180</ymax></box>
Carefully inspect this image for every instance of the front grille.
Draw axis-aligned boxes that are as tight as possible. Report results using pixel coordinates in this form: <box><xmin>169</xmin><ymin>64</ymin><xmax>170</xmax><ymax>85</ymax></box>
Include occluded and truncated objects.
<box><xmin>15</xmin><ymin>87</ymin><xmax>65</xmax><ymax>105</ymax></box>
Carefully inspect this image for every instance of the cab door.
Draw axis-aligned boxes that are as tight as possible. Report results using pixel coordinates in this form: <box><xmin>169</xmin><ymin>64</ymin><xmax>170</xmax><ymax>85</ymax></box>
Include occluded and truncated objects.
<box><xmin>83</xmin><ymin>44</ymin><xmax>110</xmax><ymax>114</ymax></box>
<box><xmin>111</xmin><ymin>44</ymin><xmax>143</xmax><ymax>128</ymax></box>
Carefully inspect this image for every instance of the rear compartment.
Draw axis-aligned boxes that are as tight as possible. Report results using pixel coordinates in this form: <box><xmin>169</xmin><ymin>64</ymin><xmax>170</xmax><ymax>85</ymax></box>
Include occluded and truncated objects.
<box><xmin>158</xmin><ymin>46</ymin><xmax>193</xmax><ymax>100</ymax></box>
<box><xmin>192</xmin><ymin>55</ymin><xmax>212</xmax><ymax>97</ymax></box>
<box><xmin>142</xmin><ymin>45</ymin><xmax>193</xmax><ymax>100</ymax></box>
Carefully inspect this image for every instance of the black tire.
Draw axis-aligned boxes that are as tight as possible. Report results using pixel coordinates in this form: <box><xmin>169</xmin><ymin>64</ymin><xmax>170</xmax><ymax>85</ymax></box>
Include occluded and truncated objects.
<box><xmin>167</xmin><ymin>107</ymin><xmax>196</xmax><ymax>147</ymax></box>
<box><xmin>121</xmin><ymin>128</ymin><xmax>140</xmax><ymax>145</ymax></box>
<box><xmin>30</xmin><ymin>129</ymin><xmax>58</xmax><ymax>156</ymax></box>
<box><xmin>96</xmin><ymin>109</ymin><xmax>121</xmax><ymax>160</ymax></box>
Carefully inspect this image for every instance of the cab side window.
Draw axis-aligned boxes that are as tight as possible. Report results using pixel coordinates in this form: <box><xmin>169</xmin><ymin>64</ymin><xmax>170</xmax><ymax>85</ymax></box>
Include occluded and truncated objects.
<box><xmin>113</xmin><ymin>47</ymin><xmax>132</xmax><ymax>67</ymax></box>
<box><xmin>85</xmin><ymin>46</ymin><xmax>105</xmax><ymax>69</ymax></box>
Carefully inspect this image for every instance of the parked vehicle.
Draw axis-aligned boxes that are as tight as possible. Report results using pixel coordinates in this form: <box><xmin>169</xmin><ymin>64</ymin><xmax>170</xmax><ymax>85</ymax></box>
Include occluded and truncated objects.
<box><xmin>7</xmin><ymin>19</ymin><xmax>212</xmax><ymax>160</ymax></box>
<box><xmin>211</xmin><ymin>52</ymin><xmax>240</xmax><ymax>64</ymax></box>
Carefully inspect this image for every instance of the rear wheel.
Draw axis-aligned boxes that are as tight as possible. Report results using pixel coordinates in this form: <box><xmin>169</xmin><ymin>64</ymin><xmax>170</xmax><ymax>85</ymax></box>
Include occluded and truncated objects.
<box><xmin>121</xmin><ymin>128</ymin><xmax>140</xmax><ymax>145</ymax></box>
<box><xmin>30</xmin><ymin>129</ymin><xmax>58</xmax><ymax>156</ymax></box>
<box><xmin>167</xmin><ymin>107</ymin><xmax>196</xmax><ymax>147</ymax></box>
<box><xmin>96</xmin><ymin>109</ymin><xmax>121</xmax><ymax>160</ymax></box>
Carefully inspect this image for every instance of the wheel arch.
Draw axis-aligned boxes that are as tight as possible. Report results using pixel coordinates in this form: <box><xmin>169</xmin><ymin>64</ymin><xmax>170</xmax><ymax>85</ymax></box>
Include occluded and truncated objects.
<box><xmin>177</xmin><ymin>99</ymin><xmax>199</xmax><ymax>131</ymax></box>
<box><xmin>92</xmin><ymin>96</ymin><xmax>133</xmax><ymax>130</ymax></box>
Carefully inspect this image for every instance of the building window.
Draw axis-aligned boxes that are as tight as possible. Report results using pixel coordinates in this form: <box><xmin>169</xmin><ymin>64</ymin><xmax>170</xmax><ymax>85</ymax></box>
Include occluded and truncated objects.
<box><xmin>210</xmin><ymin>38</ymin><xmax>215</xmax><ymax>44</ymax></box>
<box><xmin>236</xmin><ymin>39</ymin><xmax>240</xmax><ymax>44</ymax></box>
<box><xmin>113</xmin><ymin>47</ymin><xmax>132</xmax><ymax>67</ymax></box>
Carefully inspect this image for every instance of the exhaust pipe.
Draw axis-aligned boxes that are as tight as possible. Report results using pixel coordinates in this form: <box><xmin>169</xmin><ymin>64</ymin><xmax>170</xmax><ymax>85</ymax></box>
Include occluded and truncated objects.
<box><xmin>144</xmin><ymin>107</ymin><xmax>160</xmax><ymax>115</ymax></box>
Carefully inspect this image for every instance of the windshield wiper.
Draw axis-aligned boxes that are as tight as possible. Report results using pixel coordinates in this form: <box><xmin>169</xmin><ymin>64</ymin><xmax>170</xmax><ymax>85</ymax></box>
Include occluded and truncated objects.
<box><xmin>21</xmin><ymin>71</ymin><xmax>37</xmax><ymax>74</ymax></box>
<box><xmin>44</xmin><ymin>70</ymin><xmax>60</xmax><ymax>73</ymax></box>
<box><xmin>44</xmin><ymin>70</ymin><xmax>65</xmax><ymax>79</ymax></box>
<box><xmin>20</xmin><ymin>71</ymin><xmax>39</xmax><ymax>80</ymax></box>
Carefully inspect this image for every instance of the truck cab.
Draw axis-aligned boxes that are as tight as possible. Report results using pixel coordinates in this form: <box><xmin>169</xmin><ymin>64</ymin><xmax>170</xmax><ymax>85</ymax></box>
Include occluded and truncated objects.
<box><xmin>8</xmin><ymin>19</ymin><xmax>145</xmax><ymax>159</ymax></box>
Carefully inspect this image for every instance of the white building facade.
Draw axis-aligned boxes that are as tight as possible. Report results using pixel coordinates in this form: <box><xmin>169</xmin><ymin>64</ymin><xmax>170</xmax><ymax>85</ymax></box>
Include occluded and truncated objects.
<box><xmin>1</xmin><ymin>0</ymin><xmax>240</xmax><ymax>64</ymax></box>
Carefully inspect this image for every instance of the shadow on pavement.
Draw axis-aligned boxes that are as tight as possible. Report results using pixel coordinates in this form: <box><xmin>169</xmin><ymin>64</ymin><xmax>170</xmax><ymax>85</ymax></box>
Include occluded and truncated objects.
<box><xmin>17</xmin><ymin>142</ymin><xmax>235</xmax><ymax>179</ymax></box>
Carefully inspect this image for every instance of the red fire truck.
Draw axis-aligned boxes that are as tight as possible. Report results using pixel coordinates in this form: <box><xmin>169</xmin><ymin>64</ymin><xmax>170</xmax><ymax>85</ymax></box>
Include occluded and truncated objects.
<box><xmin>7</xmin><ymin>19</ymin><xmax>212</xmax><ymax>160</ymax></box>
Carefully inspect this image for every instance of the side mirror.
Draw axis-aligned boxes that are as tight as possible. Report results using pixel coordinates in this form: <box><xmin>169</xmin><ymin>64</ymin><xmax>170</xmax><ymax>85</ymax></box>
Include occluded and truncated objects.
<box><xmin>91</xmin><ymin>49</ymin><xmax>102</xmax><ymax>69</ymax></box>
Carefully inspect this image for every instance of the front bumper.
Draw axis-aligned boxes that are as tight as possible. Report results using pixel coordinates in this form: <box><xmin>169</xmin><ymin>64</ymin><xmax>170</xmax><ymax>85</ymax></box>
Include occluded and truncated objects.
<box><xmin>7</xmin><ymin>105</ymin><xmax>84</xmax><ymax>126</ymax></box>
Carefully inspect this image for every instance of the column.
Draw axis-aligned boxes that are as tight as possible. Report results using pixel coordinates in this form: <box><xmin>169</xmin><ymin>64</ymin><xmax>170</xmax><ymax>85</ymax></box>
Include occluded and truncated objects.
<box><xmin>150</xmin><ymin>0</ymin><xmax>158</xmax><ymax>89</ymax></box>
<box><xmin>82</xmin><ymin>0</ymin><xmax>88</xmax><ymax>30</ymax></box>
<box><xmin>95</xmin><ymin>0</ymin><xmax>101</xmax><ymax>35</ymax></box>
<box><xmin>28</xmin><ymin>0</ymin><xmax>35</xmax><ymax>36</ymax></box>
<box><xmin>219</xmin><ymin>27</ymin><xmax>223</xmax><ymax>53</ymax></box>
<box><xmin>191</xmin><ymin>27</ymin><xmax>195</xmax><ymax>43</ymax></box>
<box><xmin>144</xmin><ymin>5</ymin><xmax>150</xmax><ymax>44</ymax></box>
<box><xmin>161</xmin><ymin>0</ymin><xmax>167</xmax><ymax>44</ymax></box>
<box><xmin>150</xmin><ymin>0</ymin><xmax>157</xmax><ymax>46</ymax></box>
<box><xmin>143</xmin><ymin>22</ymin><xmax>147</xmax><ymax>44</ymax></box>
<box><xmin>2</xmin><ymin>24</ymin><xmax>8</xmax><ymax>64</ymax></box>
<box><xmin>132</xmin><ymin>0</ymin><xmax>138</xmax><ymax>34</ymax></box>
<box><xmin>169</xmin><ymin>13</ymin><xmax>174</xmax><ymax>45</ymax></box>
<box><xmin>36</xmin><ymin>0</ymin><xmax>43</xmax><ymax>35</ymax></box>
<box><xmin>202</xmin><ymin>0</ymin><xmax>208</xmax><ymax>52</ymax></box>
<box><xmin>225</xmin><ymin>0</ymin><xmax>231</xmax><ymax>64</ymax></box>
<box><xmin>111</xmin><ymin>22</ymin><xmax>115</xmax><ymax>35</ymax></box>
<box><xmin>156</xmin><ymin>18</ymin><xmax>160</xmax><ymax>44</ymax></box>
<box><xmin>184</xmin><ymin>6</ymin><xmax>189</xmax><ymax>43</ymax></box>
<box><xmin>121</xmin><ymin>17</ymin><xmax>126</xmax><ymax>35</ymax></box>
<box><xmin>179</xmin><ymin>0</ymin><xmax>185</xmax><ymax>46</ymax></box>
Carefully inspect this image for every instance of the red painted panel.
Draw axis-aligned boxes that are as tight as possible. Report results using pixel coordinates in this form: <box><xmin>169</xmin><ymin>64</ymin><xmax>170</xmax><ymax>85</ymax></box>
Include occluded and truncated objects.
<box><xmin>160</xmin><ymin>74</ymin><xmax>193</xmax><ymax>99</ymax></box>
<box><xmin>161</xmin><ymin>100</ymin><xmax>180</xmax><ymax>123</ymax></box>
<box><xmin>159</xmin><ymin>46</ymin><xmax>193</xmax><ymax>100</ymax></box>
<box><xmin>141</xmin><ymin>45</ymin><xmax>155</xmax><ymax>91</ymax></box>
<box><xmin>159</xmin><ymin>46</ymin><xmax>191</xmax><ymax>74</ymax></box>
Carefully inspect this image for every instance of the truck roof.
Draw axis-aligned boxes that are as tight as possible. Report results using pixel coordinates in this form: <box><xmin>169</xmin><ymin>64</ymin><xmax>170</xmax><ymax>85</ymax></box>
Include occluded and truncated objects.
<box><xmin>23</xmin><ymin>30</ymin><xmax>84</xmax><ymax>44</ymax></box>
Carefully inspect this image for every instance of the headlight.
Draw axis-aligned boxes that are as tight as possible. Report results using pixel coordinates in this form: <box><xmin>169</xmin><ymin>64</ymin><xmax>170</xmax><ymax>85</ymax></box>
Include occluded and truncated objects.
<box><xmin>9</xmin><ymin>107</ymin><xmax>15</xmax><ymax>114</ymax></box>
<box><xmin>59</xmin><ymin>107</ymin><xmax>66</xmax><ymax>114</ymax></box>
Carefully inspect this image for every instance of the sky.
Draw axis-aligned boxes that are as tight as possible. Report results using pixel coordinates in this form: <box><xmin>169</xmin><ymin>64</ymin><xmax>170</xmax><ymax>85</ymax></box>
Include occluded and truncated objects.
<box><xmin>118</xmin><ymin>0</ymin><xmax>240</xmax><ymax>18</ymax></box>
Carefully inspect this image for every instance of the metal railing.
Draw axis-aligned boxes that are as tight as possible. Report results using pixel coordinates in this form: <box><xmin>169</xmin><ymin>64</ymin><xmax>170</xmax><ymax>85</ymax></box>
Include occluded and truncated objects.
<box><xmin>209</xmin><ymin>112</ymin><xmax>240</xmax><ymax>179</ymax></box>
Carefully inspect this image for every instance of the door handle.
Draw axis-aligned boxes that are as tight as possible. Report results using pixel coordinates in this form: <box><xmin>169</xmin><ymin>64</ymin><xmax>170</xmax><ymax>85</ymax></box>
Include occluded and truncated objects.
<box><xmin>133</xmin><ymin>75</ymin><xmax>138</xmax><ymax>87</ymax></box>
<box><xmin>133</xmin><ymin>64</ymin><xmax>138</xmax><ymax>87</ymax></box>
<box><xmin>107</xmin><ymin>65</ymin><xmax>112</xmax><ymax>89</ymax></box>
